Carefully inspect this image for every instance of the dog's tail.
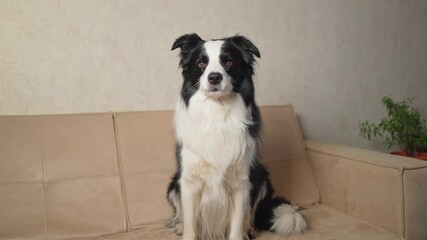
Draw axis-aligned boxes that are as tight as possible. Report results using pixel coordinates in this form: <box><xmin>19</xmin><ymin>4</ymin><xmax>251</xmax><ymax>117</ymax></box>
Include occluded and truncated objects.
<box><xmin>269</xmin><ymin>198</ymin><xmax>307</xmax><ymax>237</ymax></box>
<box><xmin>255</xmin><ymin>196</ymin><xmax>308</xmax><ymax>237</ymax></box>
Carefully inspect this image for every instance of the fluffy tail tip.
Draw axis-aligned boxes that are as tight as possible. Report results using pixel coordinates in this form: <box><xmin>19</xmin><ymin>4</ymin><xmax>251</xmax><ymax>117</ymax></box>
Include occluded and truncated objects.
<box><xmin>270</xmin><ymin>204</ymin><xmax>308</xmax><ymax>237</ymax></box>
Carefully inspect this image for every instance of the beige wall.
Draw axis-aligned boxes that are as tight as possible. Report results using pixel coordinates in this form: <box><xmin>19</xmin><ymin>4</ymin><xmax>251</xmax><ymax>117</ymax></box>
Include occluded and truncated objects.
<box><xmin>1</xmin><ymin>0</ymin><xmax>427</xmax><ymax>151</ymax></box>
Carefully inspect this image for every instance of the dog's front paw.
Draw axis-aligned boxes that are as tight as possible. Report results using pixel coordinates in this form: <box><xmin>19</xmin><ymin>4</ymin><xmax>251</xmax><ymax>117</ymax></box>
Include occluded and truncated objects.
<box><xmin>248</xmin><ymin>227</ymin><xmax>257</xmax><ymax>239</ymax></box>
<box><xmin>229</xmin><ymin>233</ymin><xmax>251</xmax><ymax>240</ymax></box>
<box><xmin>182</xmin><ymin>235</ymin><xmax>196</xmax><ymax>240</ymax></box>
<box><xmin>182</xmin><ymin>231</ymin><xmax>197</xmax><ymax>240</ymax></box>
<box><xmin>174</xmin><ymin>223</ymin><xmax>183</xmax><ymax>235</ymax></box>
<box><xmin>167</xmin><ymin>219</ymin><xmax>183</xmax><ymax>236</ymax></box>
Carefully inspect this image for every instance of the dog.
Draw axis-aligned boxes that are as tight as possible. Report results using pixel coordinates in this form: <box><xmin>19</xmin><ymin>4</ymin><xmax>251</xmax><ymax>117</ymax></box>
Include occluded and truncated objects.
<box><xmin>167</xmin><ymin>34</ymin><xmax>307</xmax><ymax>240</ymax></box>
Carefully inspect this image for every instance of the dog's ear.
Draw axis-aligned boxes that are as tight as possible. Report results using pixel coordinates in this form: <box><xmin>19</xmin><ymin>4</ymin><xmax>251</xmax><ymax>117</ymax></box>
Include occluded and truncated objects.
<box><xmin>171</xmin><ymin>33</ymin><xmax>203</xmax><ymax>67</ymax></box>
<box><xmin>229</xmin><ymin>35</ymin><xmax>260</xmax><ymax>65</ymax></box>
<box><xmin>171</xmin><ymin>33</ymin><xmax>202</xmax><ymax>51</ymax></box>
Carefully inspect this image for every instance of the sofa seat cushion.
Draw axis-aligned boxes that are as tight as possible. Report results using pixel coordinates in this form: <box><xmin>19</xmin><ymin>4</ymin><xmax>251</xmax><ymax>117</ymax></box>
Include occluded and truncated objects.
<box><xmin>77</xmin><ymin>205</ymin><xmax>402</xmax><ymax>240</ymax></box>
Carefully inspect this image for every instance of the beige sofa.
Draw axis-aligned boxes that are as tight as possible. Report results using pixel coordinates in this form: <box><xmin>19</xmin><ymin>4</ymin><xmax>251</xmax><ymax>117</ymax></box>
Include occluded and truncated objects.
<box><xmin>1</xmin><ymin>105</ymin><xmax>427</xmax><ymax>240</ymax></box>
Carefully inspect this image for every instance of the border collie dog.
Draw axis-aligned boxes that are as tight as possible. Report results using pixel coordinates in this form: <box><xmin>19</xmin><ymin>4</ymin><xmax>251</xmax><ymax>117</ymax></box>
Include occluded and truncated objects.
<box><xmin>167</xmin><ymin>34</ymin><xmax>307</xmax><ymax>240</ymax></box>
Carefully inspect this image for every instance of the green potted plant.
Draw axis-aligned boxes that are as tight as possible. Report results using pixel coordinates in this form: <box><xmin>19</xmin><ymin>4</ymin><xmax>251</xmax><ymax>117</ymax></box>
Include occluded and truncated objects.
<box><xmin>359</xmin><ymin>96</ymin><xmax>427</xmax><ymax>160</ymax></box>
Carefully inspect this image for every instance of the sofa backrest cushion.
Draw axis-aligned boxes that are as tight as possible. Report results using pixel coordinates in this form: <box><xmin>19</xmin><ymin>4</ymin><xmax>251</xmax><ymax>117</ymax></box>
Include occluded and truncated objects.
<box><xmin>113</xmin><ymin>111</ymin><xmax>176</xmax><ymax>229</ymax></box>
<box><xmin>0</xmin><ymin>113</ymin><xmax>127</xmax><ymax>240</ymax></box>
<box><xmin>260</xmin><ymin>106</ymin><xmax>319</xmax><ymax>206</ymax></box>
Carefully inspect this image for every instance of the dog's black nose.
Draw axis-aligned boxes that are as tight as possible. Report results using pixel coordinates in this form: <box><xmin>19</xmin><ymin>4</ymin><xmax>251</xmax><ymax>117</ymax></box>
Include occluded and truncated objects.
<box><xmin>207</xmin><ymin>72</ymin><xmax>223</xmax><ymax>85</ymax></box>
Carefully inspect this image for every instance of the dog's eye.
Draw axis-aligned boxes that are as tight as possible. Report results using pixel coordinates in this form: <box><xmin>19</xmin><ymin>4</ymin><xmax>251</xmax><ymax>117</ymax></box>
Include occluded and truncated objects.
<box><xmin>197</xmin><ymin>61</ymin><xmax>206</xmax><ymax>69</ymax></box>
<box><xmin>225</xmin><ymin>60</ymin><xmax>234</xmax><ymax>68</ymax></box>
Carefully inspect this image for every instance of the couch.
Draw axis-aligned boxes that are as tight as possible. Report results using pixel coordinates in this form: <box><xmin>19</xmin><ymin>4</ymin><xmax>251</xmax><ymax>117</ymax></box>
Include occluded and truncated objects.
<box><xmin>1</xmin><ymin>105</ymin><xmax>426</xmax><ymax>240</ymax></box>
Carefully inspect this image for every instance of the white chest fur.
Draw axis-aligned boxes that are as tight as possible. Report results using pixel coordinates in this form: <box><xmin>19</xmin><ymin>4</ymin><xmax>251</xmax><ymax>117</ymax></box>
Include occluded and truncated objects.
<box><xmin>175</xmin><ymin>93</ymin><xmax>255</xmax><ymax>239</ymax></box>
<box><xmin>175</xmin><ymin>92</ymin><xmax>256</xmax><ymax>168</ymax></box>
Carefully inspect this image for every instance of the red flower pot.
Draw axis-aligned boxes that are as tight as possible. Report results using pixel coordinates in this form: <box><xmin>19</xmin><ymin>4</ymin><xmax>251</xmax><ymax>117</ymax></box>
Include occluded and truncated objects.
<box><xmin>391</xmin><ymin>151</ymin><xmax>427</xmax><ymax>161</ymax></box>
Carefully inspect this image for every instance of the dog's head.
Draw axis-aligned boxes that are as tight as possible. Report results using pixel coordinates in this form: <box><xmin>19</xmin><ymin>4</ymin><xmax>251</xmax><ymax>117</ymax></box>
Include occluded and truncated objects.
<box><xmin>172</xmin><ymin>34</ymin><xmax>260</xmax><ymax>102</ymax></box>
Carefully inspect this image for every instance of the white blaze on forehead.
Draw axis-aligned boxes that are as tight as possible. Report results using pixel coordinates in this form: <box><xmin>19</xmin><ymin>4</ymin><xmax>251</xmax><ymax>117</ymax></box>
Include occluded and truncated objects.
<box><xmin>200</xmin><ymin>40</ymin><xmax>233</xmax><ymax>96</ymax></box>
<box><xmin>203</xmin><ymin>40</ymin><xmax>224</xmax><ymax>66</ymax></box>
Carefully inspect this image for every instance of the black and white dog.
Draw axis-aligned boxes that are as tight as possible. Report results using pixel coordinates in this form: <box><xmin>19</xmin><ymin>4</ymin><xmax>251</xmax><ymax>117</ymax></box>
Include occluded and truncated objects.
<box><xmin>167</xmin><ymin>34</ymin><xmax>307</xmax><ymax>240</ymax></box>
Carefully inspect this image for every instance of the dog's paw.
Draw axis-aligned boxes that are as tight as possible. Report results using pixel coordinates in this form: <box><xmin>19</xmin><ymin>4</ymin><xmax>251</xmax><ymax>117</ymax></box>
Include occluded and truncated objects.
<box><xmin>182</xmin><ymin>232</ymin><xmax>197</xmax><ymax>240</ymax></box>
<box><xmin>247</xmin><ymin>227</ymin><xmax>257</xmax><ymax>239</ymax></box>
<box><xmin>173</xmin><ymin>223</ymin><xmax>183</xmax><ymax>235</ymax></box>
<box><xmin>230</xmin><ymin>231</ymin><xmax>256</xmax><ymax>240</ymax></box>
<box><xmin>167</xmin><ymin>219</ymin><xmax>183</xmax><ymax>236</ymax></box>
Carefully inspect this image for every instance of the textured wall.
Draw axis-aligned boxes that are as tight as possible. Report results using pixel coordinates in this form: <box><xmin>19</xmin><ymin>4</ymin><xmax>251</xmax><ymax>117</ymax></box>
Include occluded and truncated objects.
<box><xmin>1</xmin><ymin>0</ymin><xmax>427</xmax><ymax>151</ymax></box>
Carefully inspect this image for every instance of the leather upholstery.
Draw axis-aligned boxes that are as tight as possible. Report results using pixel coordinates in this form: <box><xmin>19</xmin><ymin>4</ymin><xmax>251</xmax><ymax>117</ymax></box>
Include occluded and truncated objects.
<box><xmin>1</xmin><ymin>106</ymin><xmax>426</xmax><ymax>239</ymax></box>
<box><xmin>306</xmin><ymin>140</ymin><xmax>427</xmax><ymax>240</ymax></box>
<box><xmin>0</xmin><ymin>113</ymin><xmax>126</xmax><ymax>239</ymax></box>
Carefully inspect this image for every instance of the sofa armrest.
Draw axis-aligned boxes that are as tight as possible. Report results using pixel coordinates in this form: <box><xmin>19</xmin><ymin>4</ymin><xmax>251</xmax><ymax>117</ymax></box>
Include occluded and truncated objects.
<box><xmin>305</xmin><ymin>140</ymin><xmax>427</xmax><ymax>240</ymax></box>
